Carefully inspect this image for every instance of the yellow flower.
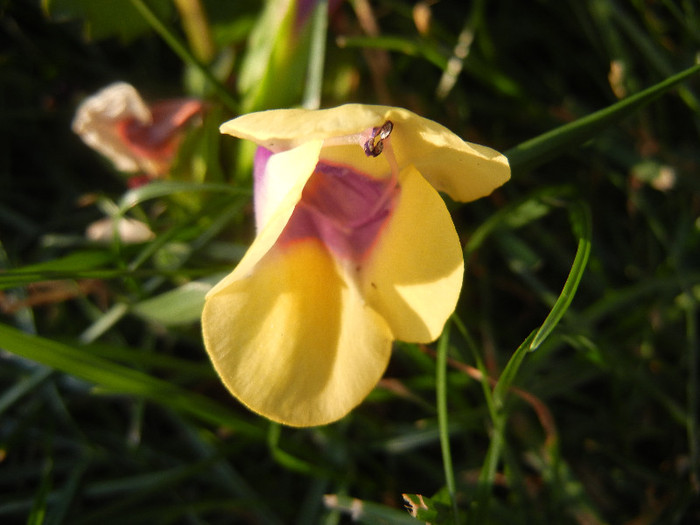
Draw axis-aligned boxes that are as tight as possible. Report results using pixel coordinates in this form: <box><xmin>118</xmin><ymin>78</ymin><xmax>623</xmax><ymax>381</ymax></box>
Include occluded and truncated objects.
<box><xmin>202</xmin><ymin>104</ymin><xmax>509</xmax><ymax>426</ymax></box>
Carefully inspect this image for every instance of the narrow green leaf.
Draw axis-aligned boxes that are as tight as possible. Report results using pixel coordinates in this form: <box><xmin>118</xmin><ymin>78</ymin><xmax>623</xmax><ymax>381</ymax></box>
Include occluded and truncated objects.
<box><xmin>131</xmin><ymin>274</ymin><xmax>225</xmax><ymax>326</ymax></box>
<box><xmin>127</xmin><ymin>0</ymin><xmax>239</xmax><ymax>113</ymax></box>
<box><xmin>435</xmin><ymin>323</ymin><xmax>459</xmax><ymax>522</ymax></box>
<box><xmin>530</xmin><ymin>200</ymin><xmax>592</xmax><ymax>350</ymax></box>
<box><xmin>0</xmin><ymin>366</ymin><xmax>52</xmax><ymax>416</ymax></box>
<box><xmin>472</xmin><ymin>329</ymin><xmax>536</xmax><ymax>522</ymax></box>
<box><xmin>302</xmin><ymin>0</ymin><xmax>328</xmax><ymax>110</ymax></box>
<box><xmin>118</xmin><ymin>181</ymin><xmax>249</xmax><ymax>213</ymax></box>
<box><xmin>0</xmin><ymin>251</ymin><xmax>114</xmax><ymax>289</ymax></box>
<box><xmin>506</xmin><ymin>62</ymin><xmax>700</xmax><ymax>174</ymax></box>
<box><xmin>0</xmin><ymin>323</ymin><xmax>263</xmax><ymax>439</ymax></box>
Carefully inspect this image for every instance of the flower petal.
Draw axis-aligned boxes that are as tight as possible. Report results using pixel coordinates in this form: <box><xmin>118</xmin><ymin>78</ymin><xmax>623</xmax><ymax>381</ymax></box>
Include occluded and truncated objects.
<box><xmin>387</xmin><ymin>108</ymin><xmax>510</xmax><ymax>203</ymax></box>
<box><xmin>202</xmin><ymin>240</ymin><xmax>393</xmax><ymax>427</ymax></box>
<box><xmin>206</xmin><ymin>139</ymin><xmax>323</xmax><ymax>297</ymax></box>
<box><xmin>72</xmin><ymin>82</ymin><xmax>152</xmax><ymax>173</ymax></box>
<box><xmin>220</xmin><ymin>104</ymin><xmax>510</xmax><ymax>202</ymax></box>
<box><xmin>362</xmin><ymin>164</ymin><xmax>464</xmax><ymax>343</ymax></box>
<box><xmin>220</xmin><ymin>104</ymin><xmax>388</xmax><ymax>152</ymax></box>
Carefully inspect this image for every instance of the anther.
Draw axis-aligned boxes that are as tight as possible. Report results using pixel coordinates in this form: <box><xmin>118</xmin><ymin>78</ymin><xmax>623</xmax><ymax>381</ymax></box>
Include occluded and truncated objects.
<box><xmin>363</xmin><ymin>120</ymin><xmax>393</xmax><ymax>158</ymax></box>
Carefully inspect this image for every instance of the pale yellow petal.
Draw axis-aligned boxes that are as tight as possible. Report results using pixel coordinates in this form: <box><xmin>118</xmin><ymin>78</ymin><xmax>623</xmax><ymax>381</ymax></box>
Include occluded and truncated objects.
<box><xmin>206</xmin><ymin>139</ymin><xmax>323</xmax><ymax>297</ymax></box>
<box><xmin>221</xmin><ymin>104</ymin><xmax>509</xmax><ymax>202</ymax></box>
<box><xmin>220</xmin><ymin>104</ymin><xmax>389</xmax><ymax>152</ymax></box>
<box><xmin>202</xmin><ymin>240</ymin><xmax>393</xmax><ymax>427</ymax></box>
<box><xmin>361</xmin><ymin>164</ymin><xmax>464</xmax><ymax>343</ymax></box>
<box><xmin>383</xmin><ymin>108</ymin><xmax>510</xmax><ymax>203</ymax></box>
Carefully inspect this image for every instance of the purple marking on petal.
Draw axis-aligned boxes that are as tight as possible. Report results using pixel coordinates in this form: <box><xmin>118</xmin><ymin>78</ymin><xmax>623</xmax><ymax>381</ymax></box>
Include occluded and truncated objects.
<box><xmin>253</xmin><ymin>146</ymin><xmax>274</xmax><ymax>230</ymax></box>
<box><xmin>279</xmin><ymin>160</ymin><xmax>399</xmax><ymax>262</ymax></box>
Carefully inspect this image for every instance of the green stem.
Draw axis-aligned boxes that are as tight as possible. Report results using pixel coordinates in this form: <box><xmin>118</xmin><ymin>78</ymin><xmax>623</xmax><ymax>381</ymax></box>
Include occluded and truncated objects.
<box><xmin>436</xmin><ymin>323</ymin><xmax>459</xmax><ymax>522</ymax></box>
<box><xmin>129</xmin><ymin>0</ymin><xmax>238</xmax><ymax>113</ymax></box>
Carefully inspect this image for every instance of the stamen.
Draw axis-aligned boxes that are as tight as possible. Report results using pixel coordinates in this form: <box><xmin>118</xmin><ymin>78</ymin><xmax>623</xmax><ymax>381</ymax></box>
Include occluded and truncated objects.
<box><xmin>322</xmin><ymin>120</ymin><xmax>395</xmax><ymax>159</ymax></box>
<box><xmin>363</xmin><ymin>121</ymin><xmax>393</xmax><ymax>158</ymax></box>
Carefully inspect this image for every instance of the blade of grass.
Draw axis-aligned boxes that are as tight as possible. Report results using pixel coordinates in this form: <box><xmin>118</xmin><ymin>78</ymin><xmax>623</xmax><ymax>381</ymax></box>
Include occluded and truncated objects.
<box><xmin>302</xmin><ymin>0</ymin><xmax>328</xmax><ymax>110</ymax></box>
<box><xmin>267</xmin><ymin>423</ymin><xmax>335</xmax><ymax>479</ymax></box>
<box><xmin>0</xmin><ymin>323</ymin><xmax>263</xmax><ymax>439</ymax></box>
<box><xmin>435</xmin><ymin>323</ymin><xmax>459</xmax><ymax>522</ymax></box>
<box><xmin>530</xmin><ymin>200</ymin><xmax>592</xmax><ymax>351</ymax></box>
<box><xmin>27</xmin><ymin>459</ymin><xmax>52</xmax><ymax>525</ymax></box>
<box><xmin>0</xmin><ymin>366</ymin><xmax>52</xmax><ymax>416</ymax></box>
<box><xmin>128</xmin><ymin>0</ymin><xmax>239</xmax><ymax>113</ymax></box>
<box><xmin>118</xmin><ymin>181</ymin><xmax>250</xmax><ymax>213</ymax></box>
<box><xmin>505</xmin><ymin>62</ymin><xmax>700</xmax><ymax>174</ymax></box>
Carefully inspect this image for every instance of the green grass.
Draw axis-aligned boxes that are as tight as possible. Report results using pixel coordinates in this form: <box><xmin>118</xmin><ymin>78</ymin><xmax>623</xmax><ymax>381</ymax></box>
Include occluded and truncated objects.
<box><xmin>2</xmin><ymin>0</ymin><xmax>699</xmax><ymax>523</ymax></box>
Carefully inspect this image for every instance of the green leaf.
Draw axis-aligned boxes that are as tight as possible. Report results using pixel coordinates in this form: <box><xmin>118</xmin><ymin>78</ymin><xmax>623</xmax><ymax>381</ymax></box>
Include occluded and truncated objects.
<box><xmin>530</xmin><ymin>200</ymin><xmax>592</xmax><ymax>350</ymax></box>
<box><xmin>505</xmin><ymin>62</ymin><xmax>700</xmax><ymax>174</ymax></box>
<box><xmin>0</xmin><ymin>250</ymin><xmax>114</xmax><ymax>289</ymax></box>
<box><xmin>118</xmin><ymin>181</ymin><xmax>249</xmax><ymax>213</ymax></box>
<box><xmin>237</xmin><ymin>0</ymin><xmax>313</xmax><ymax>111</ymax></box>
<box><xmin>0</xmin><ymin>323</ymin><xmax>263</xmax><ymax>439</ymax></box>
<box><xmin>435</xmin><ymin>324</ymin><xmax>459</xmax><ymax>522</ymax></box>
<box><xmin>131</xmin><ymin>274</ymin><xmax>226</xmax><ymax>326</ymax></box>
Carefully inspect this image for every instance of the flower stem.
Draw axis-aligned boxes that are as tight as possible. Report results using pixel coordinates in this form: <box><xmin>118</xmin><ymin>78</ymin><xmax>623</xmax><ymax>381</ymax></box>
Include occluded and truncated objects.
<box><xmin>436</xmin><ymin>322</ymin><xmax>459</xmax><ymax>522</ymax></box>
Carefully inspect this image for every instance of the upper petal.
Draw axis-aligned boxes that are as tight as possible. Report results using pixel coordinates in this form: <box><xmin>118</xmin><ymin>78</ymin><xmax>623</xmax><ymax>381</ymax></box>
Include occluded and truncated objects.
<box><xmin>361</xmin><ymin>164</ymin><xmax>464</xmax><ymax>343</ymax></box>
<box><xmin>202</xmin><ymin>239</ymin><xmax>393</xmax><ymax>427</ymax></box>
<box><xmin>220</xmin><ymin>104</ymin><xmax>510</xmax><ymax>201</ymax></box>
<box><xmin>220</xmin><ymin>104</ymin><xmax>389</xmax><ymax>151</ymax></box>
<box><xmin>206</xmin><ymin>139</ymin><xmax>323</xmax><ymax>296</ymax></box>
<box><xmin>378</xmin><ymin>107</ymin><xmax>510</xmax><ymax>202</ymax></box>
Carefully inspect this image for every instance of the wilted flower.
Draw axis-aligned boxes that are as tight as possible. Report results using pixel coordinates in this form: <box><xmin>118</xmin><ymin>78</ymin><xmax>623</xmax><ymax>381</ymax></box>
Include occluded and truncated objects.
<box><xmin>202</xmin><ymin>104</ymin><xmax>509</xmax><ymax>426</ymax></box>
<box><xmin>72</xmin><ymin>82</ymin><xmax>203</xmax><ymax>177</ymax></box>
<box><xmin>86</xmin><ymin>216</ymin><xmax>155</xmax><ymax>244</ymax></box>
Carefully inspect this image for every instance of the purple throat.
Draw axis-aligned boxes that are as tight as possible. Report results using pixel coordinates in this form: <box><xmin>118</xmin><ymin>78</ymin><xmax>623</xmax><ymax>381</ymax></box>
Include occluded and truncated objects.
<box><xmin>278</xmin><ymin>160</ymin><xmax>399</xmax><ymax>262</ymax></box>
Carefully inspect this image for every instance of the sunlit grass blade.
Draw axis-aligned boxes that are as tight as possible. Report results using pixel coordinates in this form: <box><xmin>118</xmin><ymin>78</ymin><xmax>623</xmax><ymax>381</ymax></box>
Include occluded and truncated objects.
<box><xmin>530</xmin><ymin>200</ymin><xmax>592</xmax><ymax>351</ymax></box>
<box><xmin>505</xmin><ymin>62</ymin><xmax>700</xmax><ymax>174</ymax></box>
<box><xmin>118</xmin><ymin>181</ymin><xmax>249</xmax><ymax>213</ymax></box>
<box><xmin>0</xmin><ymin>366</ymin><xmax>52</xmax><ymax>416</ymax></box>
<box><xmin>302</xmin><ymin>0</ymin><xmax>328</xmax><ymax>110</ymax></box>
<box><xmin>266</xmin><ymin>423</ymin><xmax>334</xmax><ymax>479</ymax></box>
<box><xmin>337</xmin><ymin>35</ymin><xmax>448</xmax><ymax>70</ymax></box>
<box><xmin>0</xmin><ymin>251</ymin><xmax>114</xmax><ymax>289</ymax></box>
<box><xmin>131</xmin><ymin>275</ymin><xmax>223</xmax><ymax>326</ymax></box>
<box><xmin>465</xmin><ymin>185</ymin><xmax>575</xmax><ymax>257</ymax></box>
<box><xmin>0</xmin><ymin>323</ymin><xmax>263</xmax><ymax>439</ymax></box>
<box><xmin>471</xmin><ymin>330</ymin><xmax>536</xmax><ymax>523</ymax></box>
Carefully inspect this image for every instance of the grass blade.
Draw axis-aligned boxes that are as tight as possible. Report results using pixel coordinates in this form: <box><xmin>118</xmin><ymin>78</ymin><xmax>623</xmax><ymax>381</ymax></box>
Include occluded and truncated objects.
<box><xmin>530</xmin><ymin>200</ymin><xmax>592</xmax><ymax>351</ymax></box>
<box><xmin>505</xmin><ymin>62</ymin><xmax>700</xmax><ymax>174</ymax></box>
<box><xmin>0</xmin><ymin>323</ymin><xmax>263</xmax><ymax>439</ymax></box>
<box><xmin>435</xmin><ymin>323</ymin><xmax>459</xmax><ymax>522</ymax></box>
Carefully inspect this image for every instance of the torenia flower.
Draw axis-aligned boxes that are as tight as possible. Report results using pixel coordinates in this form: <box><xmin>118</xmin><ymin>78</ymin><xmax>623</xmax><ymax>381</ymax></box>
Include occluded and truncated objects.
<box><xmin>72</xmin><ymin>82</ymin><xmax>203</xmax><ymax>177</ymax></box>
<box><xmin>202</xmin><ymin>104</ymin><xmax>509</xmax><ymax>426</ymax></box>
